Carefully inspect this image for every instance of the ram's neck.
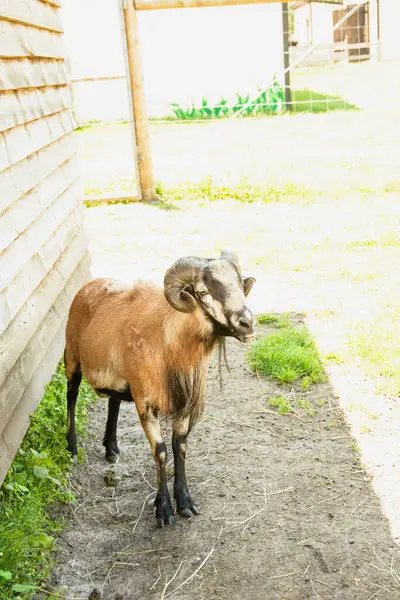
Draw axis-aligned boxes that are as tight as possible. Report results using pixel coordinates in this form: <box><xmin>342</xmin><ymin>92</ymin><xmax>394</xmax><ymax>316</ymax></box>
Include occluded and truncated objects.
<box><xmin>163</xmin><ymin>309</ymin><xmax>216</xmax><ymax>371</ymax></box>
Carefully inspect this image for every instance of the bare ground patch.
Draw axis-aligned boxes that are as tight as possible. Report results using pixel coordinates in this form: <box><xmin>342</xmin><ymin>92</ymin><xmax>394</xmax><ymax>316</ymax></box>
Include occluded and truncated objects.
<box><xmin>47</xmin><ymin>323</ymin><xmax>399</xmax><ymax>600</ymax></box>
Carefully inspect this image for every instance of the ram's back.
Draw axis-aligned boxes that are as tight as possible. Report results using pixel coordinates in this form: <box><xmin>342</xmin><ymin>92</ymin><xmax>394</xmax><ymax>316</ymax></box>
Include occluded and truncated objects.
<box><xmin>65</xmin><ymin>278</ymin><xmax>170</xmax><ymax>396</ymax></box>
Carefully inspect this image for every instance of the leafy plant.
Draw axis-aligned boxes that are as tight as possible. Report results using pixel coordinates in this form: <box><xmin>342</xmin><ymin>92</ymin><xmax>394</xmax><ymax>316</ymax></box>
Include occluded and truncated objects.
<box><xmin>213</xmin><ymin>98</ymin><xmax>229</xmax><ymax>118</ymax></box>
<box><xmin>199</xmin><ymin>97</ymin><xmax>212</xmax><ymax>119</ymax></box>
<box><xmin>0</xmin><ymin>362</ymin><xmax>97</xmax><ymax>599</ymax></box>
<box><xmin>169</xmin><ymin>80</ymin><xmax>286</xmax><ymax>120</ymax></box>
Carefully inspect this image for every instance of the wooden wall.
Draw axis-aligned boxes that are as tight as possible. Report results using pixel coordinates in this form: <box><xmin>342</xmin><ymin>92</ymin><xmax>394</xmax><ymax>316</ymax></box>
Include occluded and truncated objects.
<box><xmin>0</xmin><ymin>0</ymin><xmax>90</xmax><ymax>484</ymax></box>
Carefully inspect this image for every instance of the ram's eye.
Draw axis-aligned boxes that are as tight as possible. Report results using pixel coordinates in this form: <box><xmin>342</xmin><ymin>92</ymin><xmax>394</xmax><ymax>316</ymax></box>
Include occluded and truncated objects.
<box><xmin>199</xmin><ymin>289</ymin><xmax>209</xmax><ymax>296</ymax></box>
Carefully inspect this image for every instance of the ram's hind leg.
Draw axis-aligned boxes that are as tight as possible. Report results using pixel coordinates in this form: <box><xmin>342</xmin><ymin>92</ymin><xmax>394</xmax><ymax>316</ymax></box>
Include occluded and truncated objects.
<box><xmin>172</xmin><ymin>417</ymin><xmax>199</xmax><ymax>518</ymax></box>
<box><xmin>138</xmin><ymin>404</ymin><xmax>174</xmax><ymax>528</ymax></box>
<box><xmin>103</xmin><ymin>396</ymin><xmax>121</xmax><ymax>462</ymax></box>
<box><xmin>97</xmin><ymin>386</ymin><xmax>133</xmax><ymax>462</ymax></box>
<box><xmin>64</xmin><ymin>347</ymin><xmax>82</xmax><ymax>460</ymax></box>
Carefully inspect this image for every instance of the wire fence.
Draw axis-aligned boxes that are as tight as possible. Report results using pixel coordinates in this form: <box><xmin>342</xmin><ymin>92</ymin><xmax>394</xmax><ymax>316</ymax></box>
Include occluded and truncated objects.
<box><xmin>64</xmin><ymin>0</ymin><xmax>394</xmax><ymax>126</ymax></box>
<box><xmin>61</xmin><ymin>0</ymin><xmax>399</xmax><ymax>201</ymax></box>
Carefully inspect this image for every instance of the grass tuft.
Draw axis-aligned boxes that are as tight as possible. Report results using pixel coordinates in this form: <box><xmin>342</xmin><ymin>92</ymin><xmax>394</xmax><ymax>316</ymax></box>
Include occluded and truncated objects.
<box><xmin>248</xmin><ymin>325</ymin><xmax>325</xmax><ymax>385</ymax></box>
<box><xmin>0</xmin><ymin>362</ymin><xmax>97</xmax><ymax>599</ymax></box>
<box><xmin>297</xmin><ymin>398</ymin><xmax>316</xmax><ymax>416</ymax></box>
<box><xmin>257</xmin><ymin>313</ymin><xmax>291</xmax><ymax>328</ymax></box>
<box><xmin>268</xmin><ymin>395</ymin><xmax>293</xmax><ymax>414</ymax></box>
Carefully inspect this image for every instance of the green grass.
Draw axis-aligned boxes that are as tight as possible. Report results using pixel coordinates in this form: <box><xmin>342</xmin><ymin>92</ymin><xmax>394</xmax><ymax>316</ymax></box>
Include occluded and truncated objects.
<box><xmin>324</xmin><ymin>352</ymin><xmax>344</xmax><ymax>365</ymax></box>
<box><xmin>268</xmin><ymin>395</ymin><xmax>318</xmax><ymax>417</ymax></box>
<box><xmin>248</xmin><ymin>325</ymin><xmax>325</xmax><ymax>385</ymax></box>
<box><xmin>0</xmin><ymin>363</ymin><xmax>97</xmax><ymax>599</ymax></box>
<box><xmin>290</xmin><ymin>89</ymin><xmax>359</xmax><ymax>114</ymax></box>
<box><xmin>346</xmin><ymin>232</ymin><xmax>400</xmax><ymax>250</ymax></box>
<box><xmin>268</xmin><ymin>395</ymin><xmax>293</xmax><ymax>414</ymax></box>
<box><xmin>257</xmin><ymin>313</ymin><xmax>292</xmax><ymax>328</ymax></box>
<box><xmin>300</xmin><ymin>375</ymin><xmax>312</xmax><ymax>391</ymax></box>
<box><xmin>297</xmin><ymin>398</ymin><xmax>316</xmax><ymax>417</ymax></box>
<box><xmin>350</xmin><ymin>312</ymin><xmax>400</xmax><ymax>397</ymax></box>
<box><xmin>155</xmin><ymin>178</ymin><xmax>315</xmax><ymax>205</ymax></box>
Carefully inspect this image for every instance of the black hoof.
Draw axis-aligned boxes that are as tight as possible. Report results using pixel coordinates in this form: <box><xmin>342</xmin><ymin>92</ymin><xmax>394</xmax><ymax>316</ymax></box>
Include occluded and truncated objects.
<box><xmin>157</xmin><ymin>514</ymin><xmax>175</xmax><ymax>528</ymax></box>
<box><xmin>67</xmin><ymin>445</ymin><xmax>77</xmax><ymax>459</ymax></box>
<box><xmin>179</xmin><ymin>507</ymin><xmax>195</xmax><ymax>518</ymax></box>
<box><xmin>175</xmin><ymin>489</ymin><xmax>199</xmax><ymax>518</ymax></box>
<box><xmin>155</xmin><ymin>494</ymin><xmax>174</xmax><ymax>528</ymax></box>
<box><xmin>105</xmin><ymin>447</ymin><xmax>120</xmax><ymax>463</ymax></box>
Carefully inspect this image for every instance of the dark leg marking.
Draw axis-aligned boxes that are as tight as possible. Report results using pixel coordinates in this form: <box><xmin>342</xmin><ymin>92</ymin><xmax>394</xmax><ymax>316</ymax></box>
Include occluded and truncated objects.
<box><xmin>103</xmin><ymin>396</ymin><xmax>122</xmax><ymax>463</ymax></box>
<box><xmin>95</xmin><ymin>386</ymin><xmax>134</xmax><ymax>402</ymax></box>
<box><xmin>66</xmin><ymin>369</ymin><xmax>82</xmax><ymax>458</ymax></box>
<box><xmin>155</xmin><ymin>441</ymin><xmax>174</xmax><ymax>528</ymax></box>
<box><xmin>172</xmin><ymin>433</ymin><xmax>199</xmax><ymax>518</ymax></box>
<box><xmin>139</xmin><ymin>406</ymin><xmax>174</xmax><ymax>528</ymax></box>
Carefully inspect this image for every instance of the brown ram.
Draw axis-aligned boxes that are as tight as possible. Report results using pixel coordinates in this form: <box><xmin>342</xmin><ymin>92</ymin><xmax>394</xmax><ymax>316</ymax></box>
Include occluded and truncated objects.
<box><xmin>64</xmin><ymin>251</ymin><xmax>255</xmax><ymax>527</ymax></box>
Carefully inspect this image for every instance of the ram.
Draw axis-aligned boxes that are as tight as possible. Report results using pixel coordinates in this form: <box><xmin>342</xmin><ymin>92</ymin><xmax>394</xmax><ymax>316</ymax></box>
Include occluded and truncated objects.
<box><xmin>64</xmin><ymin>251</ymin><xmax>255</xmax><ymax>527</ymax></box>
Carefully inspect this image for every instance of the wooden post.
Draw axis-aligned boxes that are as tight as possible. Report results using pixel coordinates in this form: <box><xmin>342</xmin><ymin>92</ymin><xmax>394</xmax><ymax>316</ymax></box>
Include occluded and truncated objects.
<box><xmin>369</xmin><ymin>0</ymin><xmax>380</xmax><ymax>62</ymax></box>
<box><xmin>122</xmin><ymin>0</ymin><xmax>156</xmax><ymax>202</ymax></box>
<box><xmin>281</xmin><ymin>2</ymin><xmax>291</xmax><ymax>110</ymax></box>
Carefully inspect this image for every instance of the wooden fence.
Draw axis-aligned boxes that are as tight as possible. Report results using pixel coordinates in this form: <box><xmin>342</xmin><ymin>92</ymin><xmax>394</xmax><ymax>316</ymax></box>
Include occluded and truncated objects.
<box><xmin>0</xmin><ymin>0</ymin><xmax>90</xmax><ymax>484</ymax></box>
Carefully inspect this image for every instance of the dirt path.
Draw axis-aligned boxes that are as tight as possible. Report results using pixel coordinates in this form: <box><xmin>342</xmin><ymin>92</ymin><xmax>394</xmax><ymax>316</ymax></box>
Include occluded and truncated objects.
<box><xmin>49</xmin><ymin>329</ymin><xmax>399</xmax><ymax>600</ymax></box>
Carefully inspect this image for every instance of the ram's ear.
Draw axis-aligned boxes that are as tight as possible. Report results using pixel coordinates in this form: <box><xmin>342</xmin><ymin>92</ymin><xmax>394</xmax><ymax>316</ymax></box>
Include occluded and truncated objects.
<box><xmin>177</xmin><ymin>285</ymin><xmax>197</xmax><ymax>312</ymax></box>
<box><xmin>165</xmin><ymin>284</ymin><xmax>197</xmax><ymax>313</ymax></box>
<box><xmin>243</xmin><ymin>277</ymin><xmax>256</xmax><ymax>297</ymax></box>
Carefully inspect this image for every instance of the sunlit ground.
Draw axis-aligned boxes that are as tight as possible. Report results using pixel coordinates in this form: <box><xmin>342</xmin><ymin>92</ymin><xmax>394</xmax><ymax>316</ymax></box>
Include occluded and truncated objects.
<box><xmin>76</xmin><ymin>62</ymin><xmax>400</xmax><ymax>542</ymax></box>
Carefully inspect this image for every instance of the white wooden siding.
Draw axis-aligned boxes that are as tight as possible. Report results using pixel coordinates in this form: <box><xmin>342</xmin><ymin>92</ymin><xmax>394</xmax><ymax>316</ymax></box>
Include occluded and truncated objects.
<box><xmin>0</xmin><ymin>0</ymin><xmax>90</xmax><ymax>484</ymax></box>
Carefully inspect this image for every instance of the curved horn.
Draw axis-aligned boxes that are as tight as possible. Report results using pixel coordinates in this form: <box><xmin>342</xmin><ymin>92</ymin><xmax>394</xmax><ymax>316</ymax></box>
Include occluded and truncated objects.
<box><xmin>220</xmin><ymin>250</ymin><xmax>241</xmax><ymax>274</ymax></box>
<box><xmin>164</xmin><ymin>256</ymin><xmax>205</xmax><ymax>313</ymax></box>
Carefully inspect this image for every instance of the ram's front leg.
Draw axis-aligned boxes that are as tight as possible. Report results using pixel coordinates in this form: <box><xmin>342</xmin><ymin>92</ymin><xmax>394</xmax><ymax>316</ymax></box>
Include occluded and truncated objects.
<box><xmin>172</xmin><ymin>417</ymin><xmax>199</xmax><ymax>518</ymax></box>
<box><xmin>139</xmin><ymin>405</ymin><xmax>174</xmax><ymax>528</ymax></box>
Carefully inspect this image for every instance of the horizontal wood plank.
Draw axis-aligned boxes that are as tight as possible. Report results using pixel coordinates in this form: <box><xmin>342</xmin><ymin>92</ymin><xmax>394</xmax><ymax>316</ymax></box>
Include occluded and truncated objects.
<box><xmin>0</xmin><ymin>235</ymin><xmax>89</xmax><ymax>429</ymax></box>
<box><xmin>0</xmin><ymin>0</ymin><xmax>62</xmax><ymax>32</ymax></box>
<box><xmin>0</xmin><ymin>208</ymin><xmax>83</xmax><ymax>337</ymax></box>
<box><xmin>0</xmin><ymin>253</ymin><xmax>91</xmax><ymax>483</ymax></box>
<box><xmin>135</xmin><ymin>0</ymin><xmax>279</xmax><ymax>8</ymax></box>
<box><xmin>0</xmin><ymin>132</ymin><xmax>75</xmax><ymax>213</ymax></box>
<box><xmin>0</xmin><ymin>227</ymin><xmax>88</xmax><ymax>389</ymax></box>
<box><xmin>0</xmin><ymin>20</ymin><xmax>64</xmax><ymax>59</ymax></box>
<box><xmin>0</xmin><ymin>178</ymin><xmax>82</xmax><ymax>292</ymax></box>
<box><xmin>0</xmin><ymin>84</ymin><xmax>70</xmax><ymax>132</ymax></box>
<box><xmin>0</xmin><ymin>57</ymin><xmax>68</xmax><ymax>91</ymax></box>
<box><xmin>0</xmin><ymin>316</ymin><xmax>67</xmax><ymax>480</ymax></box>
<box><xmin>0</xmin><ymin>155</ymin><xmax>78</xmax><ymax>254</ymax></box>
<box><xmin>0</xmin><ymin>108</ymin><xmax>75</xmax><ymax>170</ymax></box>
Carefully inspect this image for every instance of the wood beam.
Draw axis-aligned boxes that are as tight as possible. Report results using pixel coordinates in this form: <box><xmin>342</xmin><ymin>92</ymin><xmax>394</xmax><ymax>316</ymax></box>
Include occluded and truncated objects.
<box><xmin>135</xmin><ymin>0</ymin><xmax>281</xmax><ymax>11</ymax></box>
<box><xmin>123</xmin><ymin>0</ymin><xmax>156</xmax><ymax>201</ymax></box>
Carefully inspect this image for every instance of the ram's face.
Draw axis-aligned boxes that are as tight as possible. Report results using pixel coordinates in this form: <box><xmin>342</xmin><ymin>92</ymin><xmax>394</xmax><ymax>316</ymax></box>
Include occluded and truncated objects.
<box><xmin>194</xmin><ymin>259</ymin><xmax>256</xmax><ymax>343</ymax></box>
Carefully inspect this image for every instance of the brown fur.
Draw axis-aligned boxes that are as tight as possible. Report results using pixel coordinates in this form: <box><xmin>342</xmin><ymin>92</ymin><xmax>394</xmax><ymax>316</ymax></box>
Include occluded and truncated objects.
<box><xmin>65</xmin><ymin>278</ymin><xmax>217</xmax><ymax>419</ymax></box>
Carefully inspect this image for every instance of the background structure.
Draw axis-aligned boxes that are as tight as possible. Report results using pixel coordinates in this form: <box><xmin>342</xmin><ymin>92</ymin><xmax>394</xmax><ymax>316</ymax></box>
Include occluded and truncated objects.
<box><xmin>0</xmin><ymin>0</ymin><xmax>90</xmax><ymax>484</ymax></box>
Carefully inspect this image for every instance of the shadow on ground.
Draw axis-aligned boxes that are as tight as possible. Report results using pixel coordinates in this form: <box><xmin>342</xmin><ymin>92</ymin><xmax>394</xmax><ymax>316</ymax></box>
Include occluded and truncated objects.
<box><xmin>47</xmin><ymin>315</ymin><xmax>399</xmax><ymax>600</ymax></box>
